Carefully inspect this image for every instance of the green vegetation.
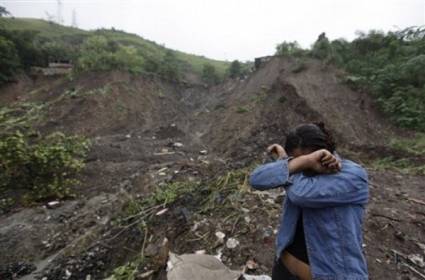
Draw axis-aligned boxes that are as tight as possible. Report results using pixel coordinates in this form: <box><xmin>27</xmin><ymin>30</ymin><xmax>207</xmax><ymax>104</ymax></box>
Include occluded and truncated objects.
<box><xmin>0</xmin><ymin>35</ymin><xmax>20</xmax><ymax>83</ymax></box>
<box><xmin>0</xmin><ymin>17</ymin><xmax>229</xmax><ymax>85</ymax></box>
<box><xmin>228</xmin><ymin>60</ymin><xmax>242</xmax><ymax>78</ymax></box>
<box><xmin>202</xmin><ymin>63</ymin><xmax>220</xmax><ymax>85</ymax></box>
<box><xmin>236</xmin><ymin>106</ymin><xmax>249</xmax><ymax>113</ymax></box>
<box><xmin>106</xmin><ymin>169</ymin><xmax>250</xmax><ymax>279</ymax></box>
<box><xmin>370</xmin><ymin>157</ymin><xmax>425</xmax><ymax>176</ymax></box>
<box><xmin>390</xmin><ymin>133</ymin><xmax>425</xmax><ymax>156</ymax></box>
<box><xmin>276</xmin><ymin>27</ymin><xmax>425</xmax><ymax>132</ymax></box>
<box><xmin>275</xmin><ymin>41</ymin><xmax>306</xmax><ymax>57</ymax></box>
<box><xmin>0</xmin><ymin>6</ymin><xmax>10</xmax><ymax>17</ymax></box>
<box><xmin>75</xmin><ymin>35</ymin><xmax>144</xmax><ymax>74</ymax></box>
<box><xmin>0</xmin><ymin>104</ymin><xmax>90</xmax><ymax>211</ymax></box>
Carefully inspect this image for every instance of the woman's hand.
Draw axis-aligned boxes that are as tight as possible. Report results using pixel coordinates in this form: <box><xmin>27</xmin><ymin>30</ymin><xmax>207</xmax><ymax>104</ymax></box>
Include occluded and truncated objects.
<box><xmin>288</xmin><ymin>149</ymin><xmax>341</xmax><ymax>174</ymax></box>
<box><xmin>305</xmin><ymin>149</ymin><xmax>341</xmax><ymax>173</ymax></box>
<box><xmin>267</xmin><ymin>144</ymin><xmax>287</xmax><ymax>159</ymax></box>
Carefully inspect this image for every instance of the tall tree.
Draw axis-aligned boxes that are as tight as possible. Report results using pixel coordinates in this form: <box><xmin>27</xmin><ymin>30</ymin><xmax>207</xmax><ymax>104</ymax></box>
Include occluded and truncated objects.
<box><xmin>0</xmin><ymin>6</ymin><xmax>10</xmax><ymax>17</ymax></box>
<box><xmin>228</xmin><ymin>60</ymin><xmax>241</xmax><ymax>78</ymax></box>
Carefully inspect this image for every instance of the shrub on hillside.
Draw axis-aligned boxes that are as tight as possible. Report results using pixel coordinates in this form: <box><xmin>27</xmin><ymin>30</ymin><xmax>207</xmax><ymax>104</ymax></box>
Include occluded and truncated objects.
<box><xmin>228</xmin><ymin>60</ymin><xmax>242</xmax><ymax>78</ymax></box>
<box><xmin>275</xmin><ymin>41</ymin><xmax>306</xmax><ymax>57</ymax></box>
<box><xmin>76</xmin><ymin>35</ymin><xmax>144</xmax><ymax>74</ymax></box>
<box><xmin>307</xmin><ymin>27</ymin><xmax>425</xmax><ymax>132</ymax></box>
<box><xmin>0</xmin><ymin>35</ymin><xmax>20</xmax><ymax>84</ymax></box>
<box><xmin>0</xmin><ymin>131</ymin><xmax>90</xmax><ymax>204</ymax></box>
<box><xmin>202</xmin><ymin>63</ymin><xmax>220</xmax><ymax>85</ymax></box>
<box><xmin>159</xmin><ymin>50</ymin><xmax>182</xmax><ymax>81</ymax></box>
<box><xmin>0</xmin><ymin>104</ymin><xmax>90</xmax><ymax>207</ymax></box>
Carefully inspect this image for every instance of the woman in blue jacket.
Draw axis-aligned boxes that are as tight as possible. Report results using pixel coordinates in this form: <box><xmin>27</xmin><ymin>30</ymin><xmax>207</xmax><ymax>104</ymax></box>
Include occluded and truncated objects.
<box><xmin>249</xmin><ymin>123</ymin><xmax>369</xmax><ymax>280</ymax></box>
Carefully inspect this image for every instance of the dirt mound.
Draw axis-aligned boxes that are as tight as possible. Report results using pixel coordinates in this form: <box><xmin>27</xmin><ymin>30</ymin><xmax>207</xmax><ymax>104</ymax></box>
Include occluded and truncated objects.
<box><xmin>0</xmin><ymin>57</ymin><xmax>423</xmax><ymax>280</ymax></box>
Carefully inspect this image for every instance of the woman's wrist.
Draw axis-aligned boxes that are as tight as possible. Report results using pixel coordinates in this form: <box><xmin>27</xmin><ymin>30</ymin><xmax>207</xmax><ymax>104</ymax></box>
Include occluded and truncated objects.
<box><xmin>288</xmin><ymin>155</ymin><xmax>311</xmax><ymax>174</ymax></box>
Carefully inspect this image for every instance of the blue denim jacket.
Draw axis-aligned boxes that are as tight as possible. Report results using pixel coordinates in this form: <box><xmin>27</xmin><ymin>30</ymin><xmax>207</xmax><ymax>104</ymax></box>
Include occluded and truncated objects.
<box><xmin>249</xmin><ymin>158</ymin><xmax>369</xmax><ymax>280</ymax></box>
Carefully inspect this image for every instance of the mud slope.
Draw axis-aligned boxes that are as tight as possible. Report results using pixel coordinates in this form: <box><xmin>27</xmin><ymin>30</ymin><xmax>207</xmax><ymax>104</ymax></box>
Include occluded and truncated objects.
<box><xmin>201</xmin><ymin>56</ymin><xmax>393</xmax><ymax>159</ymax></box>
<box><xmin>0</xmin><ymin>57</ymin><xmax>423</xmax><ymax>280</ymax></box>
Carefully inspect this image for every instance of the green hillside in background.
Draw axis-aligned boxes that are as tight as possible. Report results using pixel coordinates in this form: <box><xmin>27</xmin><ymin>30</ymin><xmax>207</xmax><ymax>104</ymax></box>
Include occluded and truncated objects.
<box><xmin>0</xmin><ymin>17</ymin><xmax>230</xmax><ymax>81</ymax></box>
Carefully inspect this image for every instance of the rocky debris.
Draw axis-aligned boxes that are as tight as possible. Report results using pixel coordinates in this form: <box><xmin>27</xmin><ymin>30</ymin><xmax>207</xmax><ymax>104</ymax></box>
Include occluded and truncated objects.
<box><xmin>46</xmin><ymin>201</ymin><xmax>61</xmax><ymax>209</ymax></box>
<box><xmin>215</xmin><ymin>231</ymin><xmax>226</xmax><ymax>244</ymax></box>
<box><xmin>166</xmin><ymin>252</ymin><xmax>272</xmax><ymax>280</ymax></box>
<box><xmin>245</xmin><ymin>259</ymin><xmax>259</xmax><ymax>271</ymax></box>
<box><xmin>155</xmin><ymin>208</ymin><xmax>168</xmax><ymax>216</ymax></box>
<box><xmin>167</xmin><ymin>252</ymin><xmax>241</xmax><ymax>280</ymax></box>
<box><xmin>0</xmin><ymin>262</ymin><xmax>36</xmax><ymax>279</ymax></box>
<box><xmin>226</xmin><ymin>238</ymin><xmax>240</xmax><ymax>249</ymax></box>
<box><xmin>144</xmin><ymin>238</ymin><xmax>170</xmax><ymax>272</ymax></box>
<box><xmin>173</xmin><ymin>142</ymin><xmax>184</xmax><ymax>148</ymax></box>
<box><xmin>199</xmin><ymin>150</ymin><xmax>208</xmax><ymax>155</ymax></box>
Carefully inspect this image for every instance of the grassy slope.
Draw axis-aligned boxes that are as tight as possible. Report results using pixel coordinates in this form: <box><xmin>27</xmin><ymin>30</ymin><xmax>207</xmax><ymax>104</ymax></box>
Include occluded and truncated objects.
<box><xmin>0</xmin><ymin>17</ymin><xmax>230</xmax><ymax>77</ymax></box>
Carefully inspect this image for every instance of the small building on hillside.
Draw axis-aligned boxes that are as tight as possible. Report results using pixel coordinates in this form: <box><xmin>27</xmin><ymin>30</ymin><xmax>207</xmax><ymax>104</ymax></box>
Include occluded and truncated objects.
<box><xmin>31</xmin><ymin>60</ymin><xmax>73</xmax><ymax>76</ymax></box>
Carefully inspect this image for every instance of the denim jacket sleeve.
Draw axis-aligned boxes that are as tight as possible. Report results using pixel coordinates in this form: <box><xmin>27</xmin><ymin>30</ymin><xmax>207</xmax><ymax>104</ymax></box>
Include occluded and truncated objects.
<box><xmin>286</xmin><ymin>160</ymin><xmax>369</xmax><ymax>208</ymax></box>
<box><xmin>249</xmin><ymin>159</ymin><xmax>369</xmax><ymax>208</ymax></box>
<box><xmin>249</xmin><ymin>159</ymin><xmax>290</xmax><ymax>190</ymax></box>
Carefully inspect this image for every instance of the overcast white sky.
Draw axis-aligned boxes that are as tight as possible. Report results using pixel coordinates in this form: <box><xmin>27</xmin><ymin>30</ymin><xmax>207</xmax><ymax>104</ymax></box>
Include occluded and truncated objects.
<box><xmin>1</xmin><ymin>0</ymin><xmax>424</xmax><ymax>61</ymax></box>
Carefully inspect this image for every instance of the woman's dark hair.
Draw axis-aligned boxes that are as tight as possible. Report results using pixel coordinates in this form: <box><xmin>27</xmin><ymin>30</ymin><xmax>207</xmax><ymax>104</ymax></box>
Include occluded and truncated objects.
<box><xmin>284</xmin><ymin>122</ymin><xmax>336</xmax><ymax>155</ymax></box>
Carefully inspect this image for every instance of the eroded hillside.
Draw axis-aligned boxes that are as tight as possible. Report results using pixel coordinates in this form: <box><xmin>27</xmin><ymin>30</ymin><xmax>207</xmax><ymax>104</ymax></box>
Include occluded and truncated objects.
<box><xmin>1</xmin><ymin>57</ymin><xmax>424</xmax><ymax>280</ymax></box>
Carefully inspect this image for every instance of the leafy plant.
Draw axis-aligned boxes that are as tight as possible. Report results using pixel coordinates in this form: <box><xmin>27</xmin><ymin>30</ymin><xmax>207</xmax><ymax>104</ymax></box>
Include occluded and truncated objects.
<box><xmin>0</xmin><ymin>35</ymin><xmax>20</xmax><ymax>84</ymax></box>
<box><xmin>0</xmin><ymin>131</ymin><xmax>90</xmax><ymax>202</ymax></box>
<box><xmin>0</xmin><ymin>103</ymin><xmax>90</xmax><ymax>205</ymax></box>
<box><xmin>202</xmin><ymin>63</ymin><xmax>220</xmax><ymax>85</ymax></box>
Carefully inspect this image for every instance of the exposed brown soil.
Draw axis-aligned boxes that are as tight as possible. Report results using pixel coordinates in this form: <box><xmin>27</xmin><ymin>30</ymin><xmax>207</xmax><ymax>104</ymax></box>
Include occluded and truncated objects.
<box><xmin>0</xmin><ymin>57</ymin><xmax>424</xmax><ymax>280</ymax></box>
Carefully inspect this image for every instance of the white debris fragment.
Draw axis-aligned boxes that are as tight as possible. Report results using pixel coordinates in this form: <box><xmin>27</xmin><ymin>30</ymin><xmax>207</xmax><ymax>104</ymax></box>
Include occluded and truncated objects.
<box><xmin>47</xmin><ymin>201</ymin><xmax>60</xmax><ymax>209</ymax></box>
<box><xmin>215</xmin><ymin>248</ymin><xmax>223</xmax><ymax>261</ymax></box>
<box><xmin>226</xmin><ymin>238</ymin><xmax>239</xmax><ymax>249</ymax></box>
<box><xmin>244</xmin><ymin>216</ymin><xmax>251</xmax><ymax>223</ymax></box>
<box><xmin>215</xmin><ymin>231</ymin><xmax>226</xmax><ymax>243</ymax></box>
<box><xmin>158</xmin><ymin>167</ymin><xmax>168</xmax><ymax>173</ymax></box>
<box><xmin>417</xmin><ymin>242</ymin><xmax>425</xmax><ymax>253</ymax></box>
<box><xmin>199</xmin><ymin>150</ymin><xmax>208</xmax><ymax>155</ymax></box>
<box><xmin>156</xmin><ymin>208</ymin><xmax>169</xmax><ymax>216</ymax></box>
<box><xmin>241</xmin><ymin>207</ymin><xmax>250</xmax><ymax>213</ymax></box>
<box><xmin>195</xmin><ymin>250</ymin><xmax>206</xmax><ymax>255</ymax></box>
<box><xmin>65</xmin><ymin>269</ymin><xmax>72</xmax><ymax>278</ymax></box>
<box><xmin>173</xmin><ymin>142</ymin><xmax>184</xmax><ymax>148</ymax></box>
<box><xmin>246</xmin><ymin>259</ymin><xmax>258</xmax><ymax>270</ymax></box>
<box><xmin>408</xmin><ymin>254</ymin><xmax>424</xmax><ymax>268</ymax></box>
<box><xmin>125</xmin><ymin>134</ymin><xmax>131</xmax><ymax>139</ymax></box>
<box><xmin>139</xmin><ymin>270</ymin><xmax>154</xmax><ymax>278</ymax></box>
<box><xmin>158</xmin><ymin>172</ymin><xmax>167</xmax><ymax>176</ymax></box>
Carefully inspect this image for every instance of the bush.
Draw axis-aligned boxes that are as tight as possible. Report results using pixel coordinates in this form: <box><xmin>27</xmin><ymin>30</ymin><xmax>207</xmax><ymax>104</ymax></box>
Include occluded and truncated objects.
<box><xmin>202</xmin><ymin>63</ymin><xmax>220</xmax><ymax>85</ymax></box>
<box><xmin>159</xmin><ymin>50</ymin><xmax>181</xmax><ymax>81</ymax></box>
<box><xmin>307</xmin><ymin>27</ymin><xmax>425</xmax><ymax>131</ymax></box>
<box><xmin>0</xmin><ymin>130</ymin><xmax>90</xmax><ymax>203</ymax></box>
<box><xmin>0</xmin><ymin>103</ymin><xmax>90</xmax><ymax>206</ymax></box>
<box><xmin>311</xmin><ymin>33</ymin><xmax>332</xmax><ymax>59</ymax></box>
<box><xmin>275</xmin><ymin>41</ymin><xmax>306</xmax><ymax>57</ymax></box>
<box><xmin>0</xmin><ymin>35</ymin><xmax>20</xmax><ymax>85</ymax></box>
<box><xmin>228</xmin><ymin>60</ymin><xmax>242</xmax><ymax>78</ymax></box>
<box><xmin>76</xmin><ymin>35</ymin><xmax>144</xmax><ymax>74</ymax></box>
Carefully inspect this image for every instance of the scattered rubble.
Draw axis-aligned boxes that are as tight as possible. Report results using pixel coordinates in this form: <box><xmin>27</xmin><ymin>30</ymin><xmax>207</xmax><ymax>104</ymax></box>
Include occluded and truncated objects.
<box><xmin>226</xmin><ymin>238</ymin><xmax>240</xmax><ymax>249</ymax></box>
